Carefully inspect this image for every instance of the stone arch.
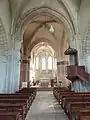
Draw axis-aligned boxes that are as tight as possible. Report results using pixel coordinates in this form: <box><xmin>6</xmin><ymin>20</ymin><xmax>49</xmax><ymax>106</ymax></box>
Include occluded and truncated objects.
<box><xmin>12</xmin><ymin>0</ymin><xmax>78</xmax><ymax>34</ymax></box>
<box><xmin>13</xmin><ymin>6</ymin><xmax>77</xmax><ymax>88</ymax></box>
<box><xmin>28</xmin><ymin>37</ymin><xmax>59</xmax><ymax>57</ymax></box>
<box><xmin>13</xmin><ymin>6</ymin><xmax>76</xmax><ymax>44</ymax></box>
<box><xmin>58</xmin><ymin>0</ymin><xmax>78</xmax><ymax>33</ymax></box>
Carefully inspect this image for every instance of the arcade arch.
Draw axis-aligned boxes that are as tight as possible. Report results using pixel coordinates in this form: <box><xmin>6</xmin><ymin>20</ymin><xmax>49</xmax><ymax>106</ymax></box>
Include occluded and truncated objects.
<box><xmin>12</xmin><ymin>6</ymin><xmax>76</xmax><ymax>88</ymax></box>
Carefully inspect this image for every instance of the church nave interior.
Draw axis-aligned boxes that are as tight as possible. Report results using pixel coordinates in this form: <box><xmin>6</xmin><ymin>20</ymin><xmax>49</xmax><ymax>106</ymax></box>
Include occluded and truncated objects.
<box><xmin>0</xmin><ymin>0</ymin><xmax>90</xmax><ymax>120</ymax></box>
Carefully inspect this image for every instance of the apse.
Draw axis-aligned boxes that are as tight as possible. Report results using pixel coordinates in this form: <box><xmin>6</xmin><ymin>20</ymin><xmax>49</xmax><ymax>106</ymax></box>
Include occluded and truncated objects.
<box><xmin>29</xmin><ymin>42</ymin><xmax>57</xmax><ymax>87</ymax></box>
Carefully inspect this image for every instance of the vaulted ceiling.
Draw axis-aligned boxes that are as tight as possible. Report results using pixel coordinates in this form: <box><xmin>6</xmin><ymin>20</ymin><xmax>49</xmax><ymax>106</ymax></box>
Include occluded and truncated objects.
<box><xmin>8</xmin><ymin>0</ymin><xmax>82</xmax><ymax>60</ymax></box>
<box><xmin>23</xmin><ymin>15</ymin><xmax>67</xmax><ymax>58</ymax></box>
<box><xmin>32</xmin><ymin>42</ymin><xmax>55</xmax><ymax>57</ymax></box>
<box><xmin>23</xmin><ymin>15</ymin><xmax>65</xmax><ymax>49</ymax></box>
<box><xmin>9</xmin><ymin>0</ymin><xmax>82</xmax><ymax>17</ymax></box>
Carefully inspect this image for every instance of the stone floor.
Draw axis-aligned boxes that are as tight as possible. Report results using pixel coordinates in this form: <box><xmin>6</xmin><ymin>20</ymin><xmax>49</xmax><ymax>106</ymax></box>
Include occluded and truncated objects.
<box><xmin>25</xmin><ymin>91</ymin><xmax>68</xmax><ymax>120</ymax></box>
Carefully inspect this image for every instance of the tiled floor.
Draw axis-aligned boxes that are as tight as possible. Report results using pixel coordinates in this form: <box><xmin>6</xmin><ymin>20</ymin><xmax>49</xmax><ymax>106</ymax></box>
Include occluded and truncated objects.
<box><xmin>25</xmin><ymin>91</ymin><xmax>68</xmax><ymax>120</ymax></box>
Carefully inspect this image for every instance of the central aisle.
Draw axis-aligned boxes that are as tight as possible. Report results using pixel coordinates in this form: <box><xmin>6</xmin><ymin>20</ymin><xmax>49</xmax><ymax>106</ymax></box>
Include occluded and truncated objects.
<box><xmin>25</xmin><ymin>91</ymin><xmax>68</xmax><ymax>120</ymax></box>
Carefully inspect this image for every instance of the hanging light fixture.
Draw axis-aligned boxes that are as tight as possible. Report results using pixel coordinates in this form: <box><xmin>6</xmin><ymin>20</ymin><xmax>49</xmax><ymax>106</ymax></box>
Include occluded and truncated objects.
<box><xmin>49</xmin><ymin>24</ymin><xmax>54</xmax><ymax>33</ymax></box>
<box><xmin>44</xmin><ymin>14</ymin><xmax>55</xmax><ymax>33</ymax></box>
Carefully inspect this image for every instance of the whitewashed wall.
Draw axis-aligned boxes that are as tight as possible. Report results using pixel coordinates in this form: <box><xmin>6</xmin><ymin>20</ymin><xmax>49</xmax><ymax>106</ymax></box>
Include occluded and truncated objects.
<box><xmin>79</xmin><ymin>0</ymin><xmax>90</xmax><ymax>68</ymax></box>
<box><xmin>0</xmin><ymin>0</ymin><xmax>20</xmax><ymax>93</ymax></box>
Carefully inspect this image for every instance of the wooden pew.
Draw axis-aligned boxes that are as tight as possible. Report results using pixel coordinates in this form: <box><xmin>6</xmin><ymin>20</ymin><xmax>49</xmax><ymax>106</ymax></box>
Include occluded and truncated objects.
<box><xmin>80</xmin><ymin>116</ymin><xmax>90</xmax><ymax>120</ymax></box>
<box><xmin>18</xmin><ymin>88</ymin><xmax>37</xmax><ymax>96</ymax></box>
<box><xmin>0</xmin><ymin>91</ymin><xmax>36</xmax><ymax>111</ymax></box>
<box><xmin>60</xmin><ymin>93</ymin><xmax>90</xmax><ymax>107</ymax></box>
<box><xmin>53</xmin><ymin>90</ymin><xmax>74</xmax><ymax>103</ymax></box>
<box><xmin>53</xmin><ymin>91</ymin><xmax>89</xmax><ymax>105</ymax></box>
<box><xmin>62</xmin><ymin>96</ymin><xmax>90</xmax><ymax>111</ymax></box>
<box><xmin>0</xmin><ymin>88</ymin><xmax>37</xmax><ymax>120</ymax></box>
<box><xmin>16</xmin><ymin>88</ymin><xmax>37</xmax><ymax>102</ymax></box>
<box><xmin>53</xmin><ymin>87</ymin><xmax>71</xmax><ymax>100</ymax></box>
<box><xmin>0</xmin><ymin>111</ymin><xmax>22</xmax><ymax>120</ymax></box>
<box><xmin>0</xmin><ymin>103</ymin><xmax>26</xmax><ymax>120</ymax></box>
<box><xmin>0</xmin><ymin>99</ymin><xmax>28</xmax><ymax>113</ymax></box>
<box><xmin>0</xmin><ymin>88</ymin><xmax>37</xmax><ymax>102</ymax></box>
<box><xmin>67</xmin><ymin>102</ymin><xmax>90</xmax><ymax>120</ymax></box>
<box><xmin>75</xmin><ymin>108</ymin><xmax>90</xmax><ymax>120</ymax></box>
<box><xmin>58</xmin><ymin>91</ymin><xmax>74</xmax><ymax>104</ymax></box>
<box><xmin>53</xmin><ymin>88</ymin><xmax>90</xmax><ymax>120</ymax></box>
<box><xmin>0</xmin><ymin>94</ymin><xmax>31</xmax><ymax>107</ymax></box>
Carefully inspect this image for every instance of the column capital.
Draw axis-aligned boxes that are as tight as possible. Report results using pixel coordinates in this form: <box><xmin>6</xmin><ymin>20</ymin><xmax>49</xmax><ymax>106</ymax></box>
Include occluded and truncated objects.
<box><xmin>74</xmin><ymin>34</ymin><xmax>81</xmax><ymax>39</ymax></box>
<box><xmin>57</xmin><ymin>61</ymin><xmax>68</xmax><ymax>65</ymax></box>
<box><xmin>20</xmin><ymin>58</ymin><xmax>30</xmax><ymax>64</ymax></box>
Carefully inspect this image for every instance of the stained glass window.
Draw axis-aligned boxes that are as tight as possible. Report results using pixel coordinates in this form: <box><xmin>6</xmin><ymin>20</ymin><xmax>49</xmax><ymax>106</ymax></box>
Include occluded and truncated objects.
<box><xmin>48</xmin><ymin>56</ymin><xmax>52</xmax><ymax>69</ymax></box>
<box><xmin>36</xmin><ymin>57</ymin><xmax>38</xmax><ymax>69</ymax></box>
<box><xmin>42</xmin><ymin>56</ymin><xmax>46</xmax><ymax>70</ymax></box>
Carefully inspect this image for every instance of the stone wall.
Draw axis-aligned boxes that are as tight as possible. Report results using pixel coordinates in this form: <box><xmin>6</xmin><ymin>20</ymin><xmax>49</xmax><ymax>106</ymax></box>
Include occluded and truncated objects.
<box><xmin>0</xmin><ymin>0</ymin><xmax>20</xmax><ymax>93</ymax></box>
<box><xmin>79</xmin><ymin>0</ymin><xmax>90</xmax><ymax>68</ymax></box>
<box><xmin>0</xmin><ymin>18</ymin><xmax>8</xmax><ymax>93</ymax></box>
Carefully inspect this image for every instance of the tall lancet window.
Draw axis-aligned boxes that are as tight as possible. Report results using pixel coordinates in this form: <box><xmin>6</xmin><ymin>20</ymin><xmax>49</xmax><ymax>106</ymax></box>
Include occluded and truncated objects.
<box><xmin>48</xmin><ymin>56</ymin><xmax>52</xmax><ymax>70</ymax></box>
<box><xmin>36</xmin><ymin>57</ymin><xmax>38</xmax><ymax>69</ymax></box>
<box><xmin>55</xmin><ymin>58</ymin><xmax>57</xmax><ymax>70</ymax></box>
<box><xmin>42</xmin><ymin>55</ymin><xmax>46</xmax><ymax>70</ymax></box>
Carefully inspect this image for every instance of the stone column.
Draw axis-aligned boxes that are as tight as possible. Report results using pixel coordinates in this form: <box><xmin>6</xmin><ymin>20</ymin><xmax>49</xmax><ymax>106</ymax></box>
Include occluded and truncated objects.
<box><xmin>46</xmin><ymin>55</ymin><xmax>48</xmax><ymax>72</ymax></box>
<box><xmin>72</xmin><ymin>34</ymin><xmax>81</xmax><ymax>65</ymax></box>
<box><xmin>34</xmin><ymin>56</ymin><xmax>36</xmax><ymax>70</ymax></box>
<box><xmin>26</xmin><ymin>57</ymin><xmax>30</xmax><ymax>88</ymax></box>
<box><xmin>40</xmin><ymin>55</ymin><xmax>42</xmax><ymax>73</ymax></box>
<box><xmin>53</xmin><ymin>57</ymin><xmax>54</xmax><ymax>70</ymax></box>
<box><xmin>38</xmin><ymin>55</ymin><xmax>40</xmax><ymax>71</ymax></box>
<box><xmin>20</xmin><ymin>55</ymin><xmax>30</xmax><ymax>88</ymax></box>
<box><xmin>6</xmin><ymin>33</ymin><xmax>21</xmax><ymax>93</ymax></box>
<box><xmin>57</xmin><ymin>61</ymin><xmax>61</xmax><ymax>86</ymax></box>
<box><xmin>57</xmin><ymin>61</ymin><xmax>68</xmax><ymax>87</ymax></box>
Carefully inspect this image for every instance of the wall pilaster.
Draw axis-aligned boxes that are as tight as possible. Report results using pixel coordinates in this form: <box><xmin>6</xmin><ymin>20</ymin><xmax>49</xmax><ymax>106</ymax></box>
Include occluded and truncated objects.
<box><xmin>6</xmin><ymin>33</ymin><xmax>21</xmax><ymax>93</ymax></box>
<box><xmin>57</xmin><ymin>61</ymin><xmax>68</xmax><ymax>87</ymax></box>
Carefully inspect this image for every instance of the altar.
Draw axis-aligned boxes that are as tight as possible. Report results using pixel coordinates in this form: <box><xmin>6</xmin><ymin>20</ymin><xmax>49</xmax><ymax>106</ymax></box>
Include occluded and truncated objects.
<box><xmin>40</xmin><ymin>78</ymin><xmax>50</xmax><ymax>87</ymax></box>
